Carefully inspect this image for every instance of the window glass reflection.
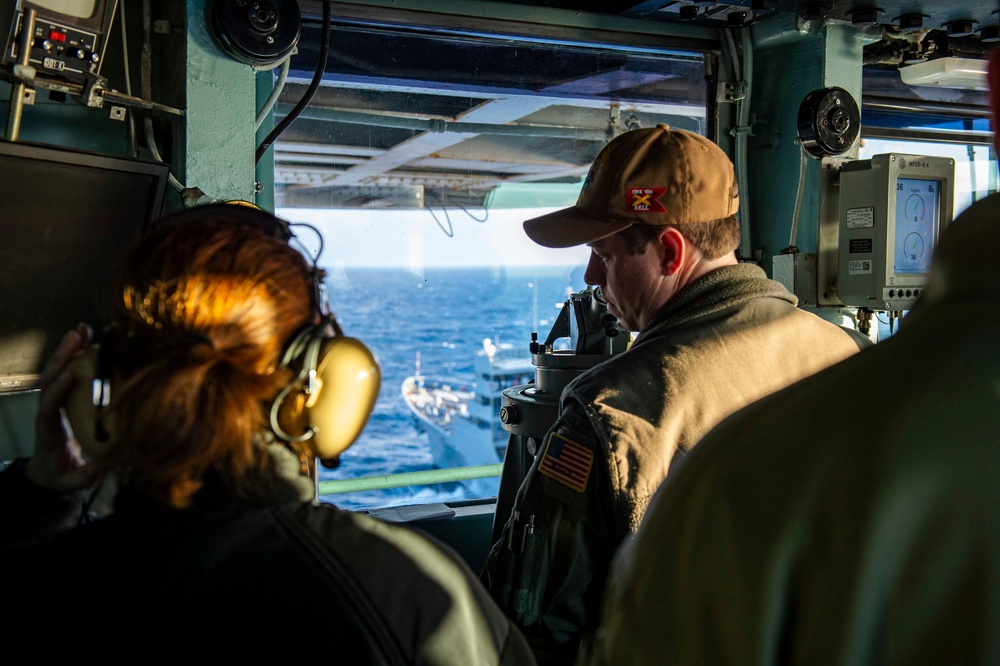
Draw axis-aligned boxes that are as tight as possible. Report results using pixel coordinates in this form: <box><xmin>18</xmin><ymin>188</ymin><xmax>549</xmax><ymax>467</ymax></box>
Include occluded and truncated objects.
<box><xmin>275</xmin><ymin>22</ymin><xmax>707</xmax><ymax>510</ymax></box>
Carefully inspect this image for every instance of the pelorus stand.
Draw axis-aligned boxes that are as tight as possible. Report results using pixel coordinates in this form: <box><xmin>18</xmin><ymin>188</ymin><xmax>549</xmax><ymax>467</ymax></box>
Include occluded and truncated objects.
<box><xmin>490</xmin><ymin>286</ymin><xmax>630</xmax><ymax>546</ymax></box>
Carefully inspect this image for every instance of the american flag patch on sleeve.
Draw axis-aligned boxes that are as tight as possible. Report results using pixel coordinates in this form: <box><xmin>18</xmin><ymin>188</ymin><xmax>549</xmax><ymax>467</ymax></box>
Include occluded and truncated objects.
<box><xmin>538</xmin><ymin>433</ymin><xmax>594</xmax><ymax>493</ymax></box>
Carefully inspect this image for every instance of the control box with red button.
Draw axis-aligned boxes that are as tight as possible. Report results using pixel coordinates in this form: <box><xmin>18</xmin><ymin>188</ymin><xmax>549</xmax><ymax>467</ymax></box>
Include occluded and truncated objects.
<box><xmin>3</xmin><ymin>0</ymin><xmax>117</xmax><ymax>84</ymax></box>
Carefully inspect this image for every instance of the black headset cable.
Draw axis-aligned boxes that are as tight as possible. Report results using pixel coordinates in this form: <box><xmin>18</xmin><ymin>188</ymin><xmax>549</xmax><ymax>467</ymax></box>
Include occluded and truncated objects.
<box><xmin>255</xmin><ymin>0</ymin><xmax>332</xmax><ymax>165</ymax></box>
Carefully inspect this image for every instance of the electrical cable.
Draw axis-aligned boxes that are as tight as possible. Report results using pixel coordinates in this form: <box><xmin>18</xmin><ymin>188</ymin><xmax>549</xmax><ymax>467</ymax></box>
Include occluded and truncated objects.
<box><xmin>724</xmin><ymin>28</ymin><xmax>741</xmax><ymax>82</ymax></box>
<box><xmin>787</xmin><ymin>140</ymin><xmax>810</xmax><ymax>250</ymax></box>
<box><xmin>736</xmin><ymin>27</ymin><xmax>753</xmax><ymax>259</ymax></box>
<box><xmin>137</xmin><ymin>0</ymin><xmax>185</xmax><ymax>194</ymax></box>
<box><xmin>118</xmin><ymin>0</ymin><xmax>136</xmax><ymax>157</ymax></box>
<box><xmin>457</xmin><ymin>200</ymin><xmax>489</xmax><ymax>223</ymax></box>
<box><xmin>724</xmin><ymin>28</ymin><xmax>753</xmax><ymax>259</ymax></box>
<box><xmin>255</xmin><ymin>0</ymin><xmax>331</xmax><ymax>164</ymax></box>
<box><xmin>144</xmin><ymin>114</ymin><xmax>185</xmax><ymax>193</ymax></box>
<box><xmin>289</xmin><ymin>221</ymin><xmax>325</xmax><ymax>266</ymax></box>
<box><xmin>289</xmin><ymin>221</ymin><xmax>330</xmax><ymax>313</ymax></box>
<box><xmin>256</xmin><ymin>56</ymin><xmax>291</xmax><ymax>132</ymax></box>
<box><xmin>428</xmin><ymin>205</ymin><xmax>454</xmax><ymax>238</ymax></box>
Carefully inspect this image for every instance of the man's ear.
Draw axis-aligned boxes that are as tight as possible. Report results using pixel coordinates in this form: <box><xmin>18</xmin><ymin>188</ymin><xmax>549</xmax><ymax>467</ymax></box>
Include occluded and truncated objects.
<box><xmin>657</xmin><ymin>226</ymin><xmax>686</xmax><ymax>276</ymax></box>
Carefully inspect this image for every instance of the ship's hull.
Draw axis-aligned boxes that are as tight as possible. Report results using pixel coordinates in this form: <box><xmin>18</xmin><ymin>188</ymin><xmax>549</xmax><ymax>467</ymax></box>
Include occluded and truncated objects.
<box><xmin>401</xmin><ymin>344</ymin><xmax>535</xmax><ymax>494</ymax></box>
<box><xmin>401</xmin><ymin>375</ymin><xmax>501</xmax><ymax>469</ymax></box>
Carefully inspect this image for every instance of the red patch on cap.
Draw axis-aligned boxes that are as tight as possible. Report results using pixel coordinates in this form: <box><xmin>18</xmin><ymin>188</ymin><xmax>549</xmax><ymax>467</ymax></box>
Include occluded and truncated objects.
<box><xmin>627</xmin><ymin>187</ymin><xmax>667</xmax><ymax>213</ymax></box>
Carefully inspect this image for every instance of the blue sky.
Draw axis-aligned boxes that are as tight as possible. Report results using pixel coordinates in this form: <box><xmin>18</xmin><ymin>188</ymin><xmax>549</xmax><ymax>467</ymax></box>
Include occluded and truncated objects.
<box><xmin>278</xmin><ymin>207</ymin><xmax>592</xmax><ymax>270</ymax></box>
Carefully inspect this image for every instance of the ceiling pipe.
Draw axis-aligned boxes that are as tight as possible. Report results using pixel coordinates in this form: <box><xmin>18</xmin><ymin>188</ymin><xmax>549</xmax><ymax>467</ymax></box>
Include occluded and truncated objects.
<box><xmin>276</xmin><ymin>103</ymin><xmax>628</xmax><ymax>140</ymax></box>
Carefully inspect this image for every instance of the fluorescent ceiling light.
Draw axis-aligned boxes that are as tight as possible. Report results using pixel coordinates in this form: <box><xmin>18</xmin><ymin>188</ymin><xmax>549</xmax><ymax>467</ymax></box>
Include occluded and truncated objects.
<box><xmin>899</xmin><ymin>57</ymin><xmax>989</xmax><ymax>91</ymax></box>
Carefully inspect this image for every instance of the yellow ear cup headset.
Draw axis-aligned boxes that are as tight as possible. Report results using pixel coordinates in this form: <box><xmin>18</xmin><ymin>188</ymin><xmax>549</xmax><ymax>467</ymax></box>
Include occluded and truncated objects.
<box><xmin>62</xmin><ymin>202</ymin><xmax>381</xmax><ymax>469</ymax></box>
<box><xmin>270</xmin><ymin>315</ymin><xmax>381</xmax><ymax>463</ymax></box>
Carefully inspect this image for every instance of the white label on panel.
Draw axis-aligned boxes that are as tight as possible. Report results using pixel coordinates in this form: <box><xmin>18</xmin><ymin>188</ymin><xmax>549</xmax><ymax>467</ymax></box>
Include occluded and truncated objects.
<box><xmin>846</xmin><ymin>207</ymin><xmax>875</xmax><ymax>229</ymax></box>
<box><xmin>848</xmin><ymin>259</ymin><xmax>872</xmax><ymax>275</ymax></box>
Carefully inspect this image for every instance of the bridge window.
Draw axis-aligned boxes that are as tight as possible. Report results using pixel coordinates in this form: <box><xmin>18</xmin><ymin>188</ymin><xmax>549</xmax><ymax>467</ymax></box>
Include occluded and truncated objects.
<box><xmin>271</xmin><ymin>9</ymin><xmax>711</xmax><ymax>510</ymax></box>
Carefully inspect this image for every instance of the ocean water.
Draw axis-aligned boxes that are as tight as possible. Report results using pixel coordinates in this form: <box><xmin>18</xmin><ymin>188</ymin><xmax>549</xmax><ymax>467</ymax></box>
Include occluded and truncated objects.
<box><xmin>317</xmin><ymin>264</ymin><xmax>586</xmax><ymax>511</ymax></box>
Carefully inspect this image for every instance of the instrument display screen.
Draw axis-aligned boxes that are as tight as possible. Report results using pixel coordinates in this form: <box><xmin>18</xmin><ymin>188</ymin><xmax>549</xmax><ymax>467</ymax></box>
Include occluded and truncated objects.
<box><xmin>893</xmin><ymin>177</ymin><xmax>940</xmax><ymax>275</ymax></box>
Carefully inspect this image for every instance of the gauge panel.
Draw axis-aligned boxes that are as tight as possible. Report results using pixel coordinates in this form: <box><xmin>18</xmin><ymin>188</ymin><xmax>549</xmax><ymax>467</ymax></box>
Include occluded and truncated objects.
<box><xmin>838</xmin><ymin>154</ymin><xmax>954</xmax><ymax>311</ymax></box>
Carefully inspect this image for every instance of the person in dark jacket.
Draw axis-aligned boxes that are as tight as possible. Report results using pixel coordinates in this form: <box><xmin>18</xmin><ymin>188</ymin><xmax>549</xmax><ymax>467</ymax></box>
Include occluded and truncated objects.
<box><xmin>481</xmin><ymin>124</ymin><xmax>872</xmax><ymax>665</ymax></box>
<box><xmin>0</xmin><ymin>203</ymin><xmax>535</xmax><ymax>664</ymax></box>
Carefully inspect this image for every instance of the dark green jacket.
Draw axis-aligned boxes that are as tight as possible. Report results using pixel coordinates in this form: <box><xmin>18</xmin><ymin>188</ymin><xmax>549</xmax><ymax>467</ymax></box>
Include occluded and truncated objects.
<box><xmin>582</xmin><ymin>194</ymin><xmax>1000</xmax><ymax>665</ymax></box>
<box><xmin>0</xmin><ymin>445</ymin><xmax>535</xmax><ymax>664</ymax></box>
<box><xmin>482</xmin><ymin>264</ymin><xmax>872</xmax><ymax>666</ymax></box>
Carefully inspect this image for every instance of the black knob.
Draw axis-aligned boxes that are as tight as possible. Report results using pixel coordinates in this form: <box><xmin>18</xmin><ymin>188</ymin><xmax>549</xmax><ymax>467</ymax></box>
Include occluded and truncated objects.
<box><xmin>601</xmin><ymin>314</ymin><xmax>620</xmax><ymax>337</ymax></box>
<box><xmin>500</xmin><ymin>405</ymin><xmax>519</xmax><ymax>425</ymax></box>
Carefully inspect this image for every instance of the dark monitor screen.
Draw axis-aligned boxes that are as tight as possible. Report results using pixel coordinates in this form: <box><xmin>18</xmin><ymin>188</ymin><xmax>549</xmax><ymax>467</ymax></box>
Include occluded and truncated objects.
<box><xmin>0</xmin><ymin>139</ymin><xmax>170</xmax><ymax>393</ymax></box>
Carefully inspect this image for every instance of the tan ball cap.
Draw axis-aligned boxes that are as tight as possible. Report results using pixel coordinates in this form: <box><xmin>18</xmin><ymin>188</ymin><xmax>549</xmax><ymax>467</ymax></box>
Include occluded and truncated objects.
<box><xmin>523</xmin><ymin>124</ymin><xmax>740</xmax><ymax>248</ymax></box>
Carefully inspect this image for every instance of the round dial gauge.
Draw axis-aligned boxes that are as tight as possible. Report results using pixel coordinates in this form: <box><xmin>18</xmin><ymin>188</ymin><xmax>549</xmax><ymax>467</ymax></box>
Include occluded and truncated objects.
<box><xmin>904</xmin><ymin>194</ymin><xmax>926</xmax><ymax>222</ymax></box>
<box><xmin>904</xmin><ymin>231</ymin><xmax>925</xmax><ymax>260</ymax></box>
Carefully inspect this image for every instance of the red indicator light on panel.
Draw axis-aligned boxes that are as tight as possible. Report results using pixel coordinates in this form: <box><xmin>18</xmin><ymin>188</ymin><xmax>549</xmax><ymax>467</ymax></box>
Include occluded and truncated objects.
<box><xmin>49</xmin><ymin>31</ymin><xmax>66</xmax><ymax>43</ymax></box>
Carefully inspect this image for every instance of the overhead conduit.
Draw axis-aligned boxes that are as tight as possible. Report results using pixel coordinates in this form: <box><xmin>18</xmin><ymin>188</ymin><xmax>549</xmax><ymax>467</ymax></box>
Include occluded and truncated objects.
<box><xmin>272</xmin><ymin>103</ymin><xmax>619</xmax><ymax>141</ymax></box>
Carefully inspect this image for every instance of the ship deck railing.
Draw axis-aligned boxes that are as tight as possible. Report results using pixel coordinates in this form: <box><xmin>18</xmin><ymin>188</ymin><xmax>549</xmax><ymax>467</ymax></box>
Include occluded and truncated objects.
<box><xmin>317</xmin><ymin>463</ymin><xmax>502</xmax><ymax>495</ymax></box>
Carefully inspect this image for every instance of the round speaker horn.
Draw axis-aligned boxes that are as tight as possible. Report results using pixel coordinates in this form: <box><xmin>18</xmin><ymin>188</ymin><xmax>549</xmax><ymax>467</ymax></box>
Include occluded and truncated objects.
<box><xmin>210</xmin><ymin>0</ymin><xmax>301</xmax><ymax>67</ymax></box>
<box><xmin>797</xmin><ymin>86</ymin><xmax>860</xmax><ymax>158</ymax></box>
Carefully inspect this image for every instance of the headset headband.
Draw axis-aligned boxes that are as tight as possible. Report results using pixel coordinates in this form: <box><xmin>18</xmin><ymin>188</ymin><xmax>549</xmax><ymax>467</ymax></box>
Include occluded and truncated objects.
<box><xmin>149</xmin><ymin>202</ymin><xmax>294</xmax><ymax>241</ymax></box>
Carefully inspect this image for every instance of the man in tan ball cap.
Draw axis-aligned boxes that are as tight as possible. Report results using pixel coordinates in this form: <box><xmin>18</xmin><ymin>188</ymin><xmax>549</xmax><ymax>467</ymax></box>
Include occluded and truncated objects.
<box><xmin>579</xmin><ymin>49</ymin><xmax>1000</xmax><ymax>666</ymax></box>
<box><xmin>482</xmin><ymin>123</ymin><xmax>872</xmax><ymax>666</ymax></box>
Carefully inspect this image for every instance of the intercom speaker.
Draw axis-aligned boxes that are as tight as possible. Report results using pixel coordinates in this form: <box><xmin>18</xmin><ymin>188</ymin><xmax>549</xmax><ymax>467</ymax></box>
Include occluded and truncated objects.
<box><xmin>797</xmin><ymin>86</ymin><xmax>861</xmax><ymax>158</ymax></box>
<box><xmin>210</xmin><ymin>0</ymin><xmax>301</xmax><ymax>67</ymax></box>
